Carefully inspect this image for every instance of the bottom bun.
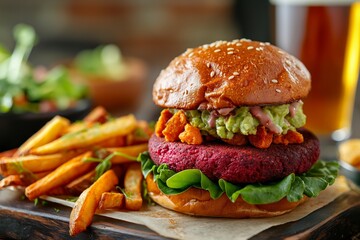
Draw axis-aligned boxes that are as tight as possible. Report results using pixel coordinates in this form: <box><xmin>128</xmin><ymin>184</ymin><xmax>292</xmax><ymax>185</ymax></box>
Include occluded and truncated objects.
<box><xmin>146</xmin><ymin>174</ymin><xmax>307</xmax><ymax>218</ymax></box>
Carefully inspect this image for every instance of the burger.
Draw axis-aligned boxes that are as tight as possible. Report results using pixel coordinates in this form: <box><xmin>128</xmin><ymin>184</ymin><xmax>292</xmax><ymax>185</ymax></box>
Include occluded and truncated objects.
<box><xmin>140</xmin><ymin>39</ymin><xmax>339</xmax><ymax>218</ymax></box>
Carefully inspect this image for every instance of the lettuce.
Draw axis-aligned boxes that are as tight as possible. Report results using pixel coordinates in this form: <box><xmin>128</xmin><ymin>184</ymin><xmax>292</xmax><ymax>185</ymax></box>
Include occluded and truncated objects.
<box><xmin>140</xmin><ymin>152</ymin><xmax>339</xmax><ymax>205</ymax></box>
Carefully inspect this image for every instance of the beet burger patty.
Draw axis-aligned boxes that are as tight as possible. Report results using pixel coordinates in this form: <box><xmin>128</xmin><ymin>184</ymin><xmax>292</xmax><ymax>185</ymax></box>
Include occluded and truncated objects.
<box><xmin>140</xmin><ymin>39</ymin><xmax>339</xmax><ymax>218</ymax></box>
<box><xmin>148</xmin><ymin>129</ymin><xmax>320</xmax><ymax>184</ymax></box>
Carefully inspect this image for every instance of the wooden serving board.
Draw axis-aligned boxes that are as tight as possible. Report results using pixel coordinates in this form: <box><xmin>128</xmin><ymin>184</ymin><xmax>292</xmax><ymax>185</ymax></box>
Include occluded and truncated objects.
<box><xmin>0</xmin><ymin>188</ymin><xmax>359</xmax><ymax>240</ymax></box>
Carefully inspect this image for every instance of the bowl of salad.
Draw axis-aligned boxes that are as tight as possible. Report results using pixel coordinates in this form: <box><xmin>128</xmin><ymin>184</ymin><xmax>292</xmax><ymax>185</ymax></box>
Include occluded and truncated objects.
<box><xmin>0</xmin><ymin>24</ymin><xmax>90</xmax><ymax>151</ymax></box>
<box><xmin>70</xmin><ymin>44</ymin><xmax>147</xmax><ymax>114</ymax></box>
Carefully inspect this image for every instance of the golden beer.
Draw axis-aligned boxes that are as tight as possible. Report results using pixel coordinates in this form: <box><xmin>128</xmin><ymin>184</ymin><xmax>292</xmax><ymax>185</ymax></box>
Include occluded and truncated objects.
<box><xmin>271</xmin><ymin>1</ymin><xmax>360</xmax><ymax>140</ymax></box>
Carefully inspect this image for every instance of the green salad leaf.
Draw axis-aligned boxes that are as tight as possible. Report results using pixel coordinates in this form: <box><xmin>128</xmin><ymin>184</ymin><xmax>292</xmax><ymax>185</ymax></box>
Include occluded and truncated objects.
<box><xmin>74</xmin><ymin>44</ymin><xmax>128</xmax><ymax>80</ymax></box>
<box><xmin>140</xmin><ymin>152</ymin><xmax>339</xmax><ymax>205</ymax></box>
<box><xmin>0</xmin><ymin>24</ymin><xmax>87</xmax><ymax>113</ymax></box>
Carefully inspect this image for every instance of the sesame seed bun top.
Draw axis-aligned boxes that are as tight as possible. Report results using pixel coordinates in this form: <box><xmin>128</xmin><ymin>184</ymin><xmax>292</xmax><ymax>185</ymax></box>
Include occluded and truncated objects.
<box><xmin>152</xmin><ymin>39</ymin><xmax>311</xmax><ymax>110</ymax></box>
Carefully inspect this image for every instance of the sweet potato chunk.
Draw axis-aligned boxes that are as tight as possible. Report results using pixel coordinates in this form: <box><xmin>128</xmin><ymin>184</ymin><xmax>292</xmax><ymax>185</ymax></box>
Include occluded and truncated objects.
<box><xmin>273</xmin><ymin>130</ymin><xmax>304</xmax><ymax>145</ymax></box>
<box><xmin>222</xmin><ymin>133</ymin><xmax>247</xmax><ymax>146</ymax></box>
<box><xmin>248</xmin><ymin>126</ymin><xmax>273</xmax><ymax>148</ymax></box>
<box><xmin>179</xmin><ymin>124</ymin><xmax>203</xmax><ymax>145</ymax></box>
<box><xmin>155</xmin><ymin>109</ymin><xmax>173</xmax><ymax>137</ymax></box>
<box><xmin>162</xmin><ymin>111</ymin><xmax>187</xmax><ymax>142</ymax></box>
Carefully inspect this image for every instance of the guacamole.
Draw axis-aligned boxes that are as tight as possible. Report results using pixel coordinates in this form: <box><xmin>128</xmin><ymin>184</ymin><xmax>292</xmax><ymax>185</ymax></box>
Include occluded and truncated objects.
<box><xmin>171</xmin><ymin>102</ymin><xmax>306</xmax><ymax>139</ymax></box>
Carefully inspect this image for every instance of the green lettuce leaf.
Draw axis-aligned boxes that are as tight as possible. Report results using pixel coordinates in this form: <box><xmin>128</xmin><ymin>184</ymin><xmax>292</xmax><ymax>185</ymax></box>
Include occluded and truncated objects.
<box><xmin>139</xmin><ymin>152</ymin><xmax>339</xmax><ymax>205</ymax></box>
<box><xmin>287</xmin><ymin>176</ymin><xmax>306</xmax><ymax>202</ymax></box>
<box><xmin>227</xmin><ymin>174</ymin><xmax>295</xmax><ymax>204</ymax></box>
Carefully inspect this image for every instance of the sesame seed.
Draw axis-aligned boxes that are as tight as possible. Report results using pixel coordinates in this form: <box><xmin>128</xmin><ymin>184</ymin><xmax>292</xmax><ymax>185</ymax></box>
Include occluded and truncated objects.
<box><xmin>210</xmin><ymin>71</ymin><xmax>215</xmax><ymax>77</ymax></box>
<box><xmin>260</xmin><ymin>42</ymin><xmax>265</xmax><ymax>46</ymax></box>
<box><xmin>265</xmin><ymin>42</ymin><xmax>270</xmax><ymax>45</ymax></box>
<box><xmin>227</xmin><ymin>47</ymin><xmax>234</xmax><ymax>51</ymax></box>
<box><xmin>241</xmin><ymin>38</ymin><xmax>251</xmax><ymax>42</ymax></box>
<box><xmin>271</xmin><ymin>79</ymin><xmax>278</xmax><ymax>83</ymax></box>
<box><xmin>275</xmin><ymin>89</ymin><xmax>281</xmax><ymax>93</ymax></box>
<box><xmin>228</xmin><ymin>76</ymin><xmax>235</xmax><ymax>80</ymax></box>
<box><xmin>188</xmin><ymin>52</ymin><xmax>194</xmax><ymax>57</ymax></box>
<box><xmin>255</xmin><ymin>47</ymin><xmax>261</xmax><ymax>51</ymax></box>
<box><xmin>278</xmin><ymin>50</ymin><xmax>284</xmax><ymax>54</ymax></box>
<box><xmin>206</xmin><ymin>62</ymin><xmax>211</xmax><ymax>68</ymax></box>
<box><xmin>203</xmin><ymin>44</ymin><xmax>209</xmax><ymax>49</ymax></box>
<box><xmin>214</xmin><ymin>49</ymin><xmax>221</xmax><ymax>53</ymax></box>
<box><xmin>227</xmin><ymin>51</ymin><xmax>234</xmax><ymax>55</ymax></box>
<box><xmin>247</xmin><ymin>46</ymin><xmax>254</xmax><ymax>50</ymax></box>
<box><xmin>236</xmin><ymin>43</ymin><xmax>242</xmax><ymax>46</ymax></box>
<box><xmin>227</xmin><ymin>42</ymin><xmax>231</xmax><ymax>46</ymax></box>
<box><xmin>233</xmin><ymin>72</ymin><xmax>239</xmax><ymax>76</ymax></box>
<box><xmin>175</xmin><ymin>61</ymin><xmax>180</xmax><ymax>66</ymax></box>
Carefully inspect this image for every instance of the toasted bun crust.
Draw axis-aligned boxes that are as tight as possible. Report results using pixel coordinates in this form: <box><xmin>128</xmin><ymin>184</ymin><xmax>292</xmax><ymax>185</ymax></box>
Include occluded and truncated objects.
<box><xmin>146</xmin><ymin>174</ymin><xmax>307</xmax><ymax>218</ymax></box>
<box><xmin>153</xmin><ymin>39</ymin><xmax>311</xmax><ymax>109</ymax></box>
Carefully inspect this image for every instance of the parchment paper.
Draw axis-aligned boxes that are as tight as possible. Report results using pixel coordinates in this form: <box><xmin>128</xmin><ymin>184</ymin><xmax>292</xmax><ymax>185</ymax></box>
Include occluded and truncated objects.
<box><xmin>43</xmin><ymin>177</ymin><xmax>349</xmax><ymax>240</ymax></box>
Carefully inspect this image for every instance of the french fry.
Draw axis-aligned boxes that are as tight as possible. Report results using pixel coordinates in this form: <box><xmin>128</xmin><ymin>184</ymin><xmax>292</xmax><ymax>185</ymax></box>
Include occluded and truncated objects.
<box><xmin>65</xmin><ymin>170</ymin><xmax>96</xmax><ymax>195</ymax></box>
<box><xmin>0</xmin><ymin>170</ymin><xmax>51</xmax><ymax>190</ymax></box>
<box><xmin>69</xmin><ymin>169</ymin><xmax>118</xmax><ymax>236</ymax></box>
<box><xmin>126</xmin><ymin>120</ymin><xmax>153</xmax><ymax>145</ymax></box>
<box><xmin>95</xmin><ymin>136</ymin><xmax>126</xmax><ymax>148</ymax></box>
<box><xmin>0</xmin><ymin>152</ymin><xmax>78</xmax><ymax>176</ymax></box>
<box><xmin>83</xmin><ymin>106</ymin><xmax>108</xmax><ymax>124</ymax></box>
<box><xmin>46</xmin><ymin>186</ymin><xmax>68</xmax><ymax>196</ymax></box>
<box><xmin>124</xmin><ymin>163</ymin><xmax>143</xmax><ymax>211</ymax></box>
<box><xmin>106</xmin><ymin>143</ymin><xmax>148</xmax><ymax>164</ymax></box>
<box><xmin>0</xmin><ymin>175</ymin><xmax>24</xmax><ymax>189</ymax></box>
<box><xmin>16</xmin><ymin>116</ymin><xmax>70</xmax><ymax>156</ymax></box>
<box><xmin>64</xmin><ymin>122</ymin><xmax>92</xmax><ymax>135</ymax></box>
<box><xmin>98</xmin><ymin>192</ymin><xmax>124</xmax><ymax>210</ymax></box>
<box><xmin>0</xmin><ymin>148</ymin><xmax>17</xmax><ymax>158</ymax></box>
<box><xmin>31</xmin><ymin>114</ymin><xmax>137</xmax><ymax>155</ymax></box>
<box><xmin>65</xmin><ymin>107</ymin><xmax>109</xmax><ymax>134</ymax></box>
<box><xmin>25</xmin><ymin>152</ymin><xmax>95</xmax><ymax>200</ymax></box>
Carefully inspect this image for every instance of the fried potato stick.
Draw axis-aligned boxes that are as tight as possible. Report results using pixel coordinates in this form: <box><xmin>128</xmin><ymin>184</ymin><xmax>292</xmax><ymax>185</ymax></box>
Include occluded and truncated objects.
<box><xmin>98</xmin><ymin>192</ymin><xmax>124</xmax><ymax>210</ymax></box>
<box><xmin>0</xmin><ymin>148</ymin><xmax>17</xmax><ymax>158</ymax></box>
<box><xmin>0</xmin><ymin>152</ymin><xmax>78</xmax><ymax>176</ymax></box>
<box><xmin>65</xmin><ymin>170</ymin><xmax>96</xmax><ymax>195</ymax></box>
<box><xmin>25</xmin><ymin>152</ymin><xmax>94</xmax><ymax>200</ymax></box>
<box><xmin>0</xmin><ymin>171</ymin><xmax>50</xmax><ymax>190</ymax></box>
<box><xmin>106</xmin><ymin>143</ymin><xmax>148</xmax><ymax>164</ymax></box>
<box><xmin>0</xmin><ymin>175</ymin><xmax>24</xmax><ymax>189</ymax></box>
<box><xmin>16</xmin><ymin>116</ymin><xmax>70</xmax><ymax>156</ymax></box>
<box><xmin>31</xmin><ymin>114</ymin><xmax>137</xmax><ymax>155</ymax></box>
<box><xmin>64</xmin><ymin>106</ymin><xmax>109</xmax><ymax>134</ymax></box>
<box><xmin>69</xmin><ymin>169</ymin><xmax>118</xmax><ymax>236</ymax></box>
<box><xmin>83</xmin><ymin>106</ymin><xmax>108</xmax><ymax>124</ymax></box>
<box><xmin>124</xmin><ymin>163</ymin><xmax>143</xmax><ymax>211</ymax></box>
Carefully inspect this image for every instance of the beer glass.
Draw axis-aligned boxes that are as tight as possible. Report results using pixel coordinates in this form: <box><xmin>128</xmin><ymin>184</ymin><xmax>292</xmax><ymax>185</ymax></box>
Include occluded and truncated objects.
<box><xmin>271</xmin><ymin>0</ymin><xmax>360</xmax><ymax>143</ymax></box>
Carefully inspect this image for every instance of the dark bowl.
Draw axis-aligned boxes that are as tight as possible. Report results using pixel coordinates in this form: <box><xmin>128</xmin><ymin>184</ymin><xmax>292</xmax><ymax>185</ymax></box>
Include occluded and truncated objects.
<box><xmin>0</xmin><ymin>99</ymin><xmax>92</xmax><ymax>151</ymax></box>
<box><xmin>339</xmin><ymin>159</ymin><xmax>360</xmax><ymax>193</ymax></box>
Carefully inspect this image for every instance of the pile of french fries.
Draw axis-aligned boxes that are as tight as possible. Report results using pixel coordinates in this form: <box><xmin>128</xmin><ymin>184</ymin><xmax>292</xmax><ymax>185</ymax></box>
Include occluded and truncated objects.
<box><xmin>0</xmin><ymin>106</ymin><xmax>152</xmax><ymax>236</ymax></box>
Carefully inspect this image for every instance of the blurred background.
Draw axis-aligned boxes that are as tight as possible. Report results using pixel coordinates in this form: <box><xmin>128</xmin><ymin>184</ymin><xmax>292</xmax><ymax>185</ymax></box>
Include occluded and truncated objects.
<box><xmin>0</xmin><ymin>0</ymin><xmax>359</xmax><ymax>138</ymax></box>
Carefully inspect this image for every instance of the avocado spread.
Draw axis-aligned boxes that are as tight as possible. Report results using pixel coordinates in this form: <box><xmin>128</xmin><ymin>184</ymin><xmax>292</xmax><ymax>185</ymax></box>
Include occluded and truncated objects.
<box><xmin>171</xmin><ymin>102</ymin><xmax>306</xmax><ymax>139</ymax></box>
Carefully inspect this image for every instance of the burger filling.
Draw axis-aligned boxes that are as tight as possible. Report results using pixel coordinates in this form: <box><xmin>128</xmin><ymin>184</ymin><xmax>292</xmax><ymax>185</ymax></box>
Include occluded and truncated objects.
<box><xmin>155</xmin><ymin>100</ymin><xmax>306</xmax><ymax>148</ymax></box>
<box><xmin>140</xmin><ymin>152</ymin><xmax>339</xmax><ymax>205</ymax></box>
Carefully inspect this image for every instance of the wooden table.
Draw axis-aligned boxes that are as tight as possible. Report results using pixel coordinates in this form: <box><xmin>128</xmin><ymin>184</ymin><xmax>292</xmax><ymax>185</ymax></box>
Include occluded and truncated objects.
<box><xmin>0</xmin><ymin>188</ymin><xmax>359</xmax><ymax>239</ymax></box>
